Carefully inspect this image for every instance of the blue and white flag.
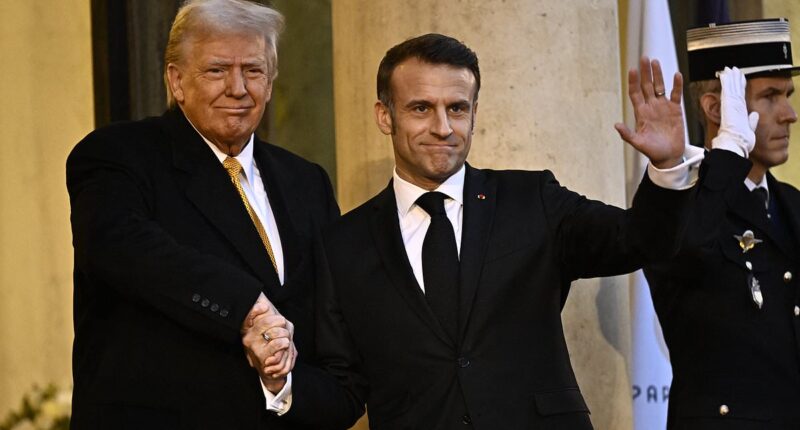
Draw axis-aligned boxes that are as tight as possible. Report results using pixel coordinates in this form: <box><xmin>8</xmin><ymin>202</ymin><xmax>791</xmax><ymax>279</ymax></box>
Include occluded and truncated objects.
<box><xmin>623</xmin><ymin>1</ymin><xmax>685</xmax><ymax>428</ymax></box>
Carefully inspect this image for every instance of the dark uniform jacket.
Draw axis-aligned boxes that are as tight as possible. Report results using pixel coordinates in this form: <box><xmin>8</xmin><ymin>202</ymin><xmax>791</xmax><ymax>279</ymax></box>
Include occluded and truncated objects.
<box><xmin>645</xmin><ymin>159</ymin><xmax>800</xmax><ymax>429</ymax></box>
<box><xmin>308</xmin><ymin>150</ymin><xmax>746</xmax><ymax>430</ymax></box>
<box><xmin>67</xmin><ymin>109</ymin><xmax>344</xmax><ymax>429</ymax></box>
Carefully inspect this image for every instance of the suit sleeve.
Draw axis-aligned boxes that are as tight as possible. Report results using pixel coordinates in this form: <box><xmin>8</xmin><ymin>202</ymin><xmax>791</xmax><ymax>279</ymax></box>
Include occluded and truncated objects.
<box><xmin>316</xmin><ymin>162</ymin><xmax>341</xmax><ymax>224</ymax></box>
<box><xmin>67</xmin><ymin>130</ymin><xmax>263</xmax><ymax>345</ymax></box>
<box><xmin>644</xmin><ymin>149</ymin><xmax>753</xmax><ymax>280</ymax></box>
<box><xmin>670</xmin><ymin>149</ymin><xmax>753</xmax><ymax>250</ymax></box>
<box><xmin>545</xmin><ymin>148</ymin><xmax>751</xmax><ymax>281</ymax></box>
<box><xmin>279</xmin><ymin>234</ymin><xmax>366</xmax><ymax>429</ymax></box>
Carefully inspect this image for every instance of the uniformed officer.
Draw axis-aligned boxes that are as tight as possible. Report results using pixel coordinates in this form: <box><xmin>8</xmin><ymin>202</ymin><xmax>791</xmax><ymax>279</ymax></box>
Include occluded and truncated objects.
<box><xmin>644</xmin><ymin>18</ymin><xmax>800</xmax><ymax>429</ymax></box>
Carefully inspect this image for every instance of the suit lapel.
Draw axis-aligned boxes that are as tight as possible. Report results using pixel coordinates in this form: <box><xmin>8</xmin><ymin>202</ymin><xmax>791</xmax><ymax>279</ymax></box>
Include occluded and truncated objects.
<box><xmin>728</xmin><ymin>179</ymin><xmax>791</xmax><ymax>257</ymax></box>
<box><xmin>458</xmin><ymin>165</ymin><xmax>497</xmax><ymax>339</ymax></box>
<box><xmin>165</xmin><ymin>109</ymin><xmax>280</xmax><ymax>292</ymax></box>
<box><xmin>369</xmin><ymin>183</ymin><xmax>454</xmax><ymax>347</ymax></box>
<box><xmin>768</xmin><ymin>173</ymin><xmax>800</xmax><ymax>257</ymax></box>
<box><xmin>252</xmin><ymin>140</ymin><xmax>304</xmax><ymax>301</ymax></box>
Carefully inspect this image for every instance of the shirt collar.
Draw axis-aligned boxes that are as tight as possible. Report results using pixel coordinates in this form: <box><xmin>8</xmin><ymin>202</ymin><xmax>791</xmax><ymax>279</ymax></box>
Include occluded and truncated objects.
<box><xmin>744</xmin><ymin>175</ymin><xmax>769</xmax><ymax>196</ymax></box>
<box><xmin>186</xmin><ymin>118</ymin><xmax>256</xmax><ymax>181</ymax></box>
<box><xmin>393</xmin><ymin>164</ymin><xmax>466</xmax><ymax>217</ymax></box>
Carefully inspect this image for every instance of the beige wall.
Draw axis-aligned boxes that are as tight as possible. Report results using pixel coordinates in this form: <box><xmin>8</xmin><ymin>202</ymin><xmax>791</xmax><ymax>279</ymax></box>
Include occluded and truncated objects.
<box><xmin>10</xmin><ymin>1</ymin><xmax>798</xmax><ymax>427</ymax></box>
<box><xmin>332</xmin><ymin>1</ymin><xmax>632</xmax><ymax>429</ymax></box>
<box><xmin>764</xmin><ymin>1</ymin><xmax>800</xmax><ymax>186</ymax></box>
<box><xmin>0</xmin><ymin>0</ymin><xmax>93</xmax><ymax>416</ymax></box>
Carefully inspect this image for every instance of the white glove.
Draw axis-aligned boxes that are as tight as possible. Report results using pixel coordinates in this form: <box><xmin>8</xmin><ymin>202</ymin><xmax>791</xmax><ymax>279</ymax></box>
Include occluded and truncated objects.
<box><xmin>711</xmin><ymin>67</ymin><xmax>759</xmax><ymax>157</ymax></box>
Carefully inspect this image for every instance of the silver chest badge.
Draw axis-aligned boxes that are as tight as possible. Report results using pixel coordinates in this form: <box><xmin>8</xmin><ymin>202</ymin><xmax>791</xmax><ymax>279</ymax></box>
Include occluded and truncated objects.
<box><xmin>748</xmin><ymin>273</ymin><xmax>763</xmax><ymax>309</ymax></box>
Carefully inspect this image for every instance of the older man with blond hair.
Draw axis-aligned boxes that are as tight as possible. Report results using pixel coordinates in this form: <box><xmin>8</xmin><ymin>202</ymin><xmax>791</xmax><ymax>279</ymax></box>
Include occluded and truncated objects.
<box><xmin>67</xmin><ymin>1</ymin><xmax>343</xmax><ymax>428</ymax></box>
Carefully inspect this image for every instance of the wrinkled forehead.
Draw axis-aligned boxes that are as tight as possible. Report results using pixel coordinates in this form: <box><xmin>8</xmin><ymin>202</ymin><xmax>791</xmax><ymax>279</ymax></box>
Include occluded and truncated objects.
<box><xmin>390</xmin><ymin>59</ymin><xmax>478</xmax><ymax>101</ymax></box>
<box><xmin>181</xmin><ymin>27</ymin><xmax>270</xmax><ymax>60</ymax></box>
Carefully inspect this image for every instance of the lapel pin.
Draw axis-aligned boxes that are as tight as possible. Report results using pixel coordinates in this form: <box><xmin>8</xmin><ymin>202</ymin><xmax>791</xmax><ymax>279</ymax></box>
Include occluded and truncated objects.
<box><xmin>477</xmin><ymin>194</ymin><xmax>486</xmax><ymax>200</ymax></box>
<box><xmin>734</xmin><ymin>230</ymin><xmax>762</xmax><ymax>253</ymax></box>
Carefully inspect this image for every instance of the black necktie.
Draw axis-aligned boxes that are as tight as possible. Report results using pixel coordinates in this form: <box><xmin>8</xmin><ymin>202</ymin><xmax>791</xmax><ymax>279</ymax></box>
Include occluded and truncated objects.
<box><xmin>752</xmin><ymin>187</ymin><xmax>769</xmax><ymax>212</ymax></box>
<box><xmin>416</xmin><ymin>192</ymin><xmax>459</xmax><ymax>339</ymax></box>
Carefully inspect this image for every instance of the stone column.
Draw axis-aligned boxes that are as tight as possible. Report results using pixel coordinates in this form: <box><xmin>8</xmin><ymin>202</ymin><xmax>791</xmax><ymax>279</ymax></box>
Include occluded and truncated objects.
<box><xmin>764</xmin><ymin>1</ymin><xmax>800</xmax><ymax>186</ymax></box>
<box><xmin>0</xmin><ymin>0</ymin><xmax>94</xmax><ymax>417</ymax></box>
<box><xmin>269</xmin><ymin>0</ymin><xmax>337</xmax><ymax>181</ymax></box>
<box><xmin>332</xmin><ymin>1</ymin><xmax>632</xmax><ymax>429</ymax></box>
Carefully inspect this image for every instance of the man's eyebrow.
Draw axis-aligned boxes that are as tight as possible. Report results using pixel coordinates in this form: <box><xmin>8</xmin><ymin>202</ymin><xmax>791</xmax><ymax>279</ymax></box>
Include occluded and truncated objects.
<box><xmin>241</xmin><ymin>60</ymin><xmax>267</xmax><ymax>68</ymax></box>
<box><xmin>207</xmin><ymin>59</ymin><xmax>233</xmax><ymax>66</ymax></box>
<box><xmin>449</xmin><ymin>100</ymin><xmax>471</xmax><ymax>107</ymax></box>
<box><xmin>403</xmin><ymin>99</ymin><xmax>433</xmax><ymax>108</ymax></box>
<box><xmin>205</xmin><ymin>57</ymin><xmax>266</xmax><ymax>67</ymax></box>
<box><xmin>755</xmin><ymin>85</ymin><xmax>788</xmax><ymax>97</ymax></box>
<box><xmin>403</xmin><ymin>98</ymin><xmax>471</xmax><ymax>108</ymax></box>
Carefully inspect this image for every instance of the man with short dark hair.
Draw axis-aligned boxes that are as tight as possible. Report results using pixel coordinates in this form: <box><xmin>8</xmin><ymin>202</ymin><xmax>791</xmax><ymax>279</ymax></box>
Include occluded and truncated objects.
<box><xmin>644</xmin><ymin>18</ymin><xmax>800</xmax><ymax>429</ymax></box>
<box><xmin>290</xmin><ymin>33</ymin><xmax>751</xmax><ymax>429</ymax></box>
<box><xmin>67</xmin><ymin>1</ymin><xmax>342</xmax><ymax>428</ymax></box>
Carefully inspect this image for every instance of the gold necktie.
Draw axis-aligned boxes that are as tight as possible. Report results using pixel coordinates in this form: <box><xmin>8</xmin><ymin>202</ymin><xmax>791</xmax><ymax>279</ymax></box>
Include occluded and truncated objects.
<box><xmin>222</xmin><ymin>157</ymin><xmax>278</xmax><ymax>272</ymax></box>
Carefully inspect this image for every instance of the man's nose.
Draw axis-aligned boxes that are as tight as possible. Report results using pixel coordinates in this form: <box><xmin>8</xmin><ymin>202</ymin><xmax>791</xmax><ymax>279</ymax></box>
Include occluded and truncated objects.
<box><xmin>430</xmin><ymin>108</ymin><xmax>453</xmax><ymax>138</ymax></box>
<box><xmin>783</xmin><ymin>102</ymin><xmax>798</xmax><ymax>124</ymax></box>
<box><xmin>226</xmin><ymin>69</ymin><xmax>247</xmax><ymax>98</ymax></box>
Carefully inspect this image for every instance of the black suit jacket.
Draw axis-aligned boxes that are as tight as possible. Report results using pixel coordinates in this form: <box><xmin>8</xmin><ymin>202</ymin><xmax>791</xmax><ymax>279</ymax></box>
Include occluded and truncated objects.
<box><xmin>645</xmin><ymin>165</ymin><xmax>800</xmax><ymax>429</ymax></box>
<box><xmin>310</xmin><ymin>151</ymin><xmax>744</xmax><ymax>430</ymax></box>
<box><xmin>67</xmin><ymin>109</ymin><xmax>342</xmax><ymax>429</ymax></box>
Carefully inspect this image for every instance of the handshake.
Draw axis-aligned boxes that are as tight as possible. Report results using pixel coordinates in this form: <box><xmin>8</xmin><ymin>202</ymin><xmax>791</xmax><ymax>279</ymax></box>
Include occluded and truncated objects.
<box><xmin>240</xmin><ymin>292</ymin><xmax>296</xmax><ymax>393</ymax></box>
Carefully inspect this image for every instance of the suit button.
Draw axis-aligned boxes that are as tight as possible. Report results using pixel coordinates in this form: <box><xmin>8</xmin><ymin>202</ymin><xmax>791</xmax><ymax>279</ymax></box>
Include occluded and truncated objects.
<box><xmin>192</xmin><ymin>294</ymin><xmax>201</xmax><ymax>303</ymax></box>
<box><xmin>719</xmin><ymin>404</ymin><xmax>729</xmax><ymax>416</ymax></box>
<box><xmin>785</xmin><ymin>271</ymin><xmax>793</xmax><ymax>282</ymax></box>
<box><xmin>220</xmin><ymin>309</ymin><xmax>230</xmax><ymax>318</ymax></box>
<box><xmin>201</xmin><ymin>299</ymin><xmax>210</xmax><ymax>308</ymax></box>
<box><xmin>461</xmin><ymin>414</ymin><xmax>471</xmax><ymax>425</ymax></box>
<box><xmin>210</xmin><ymin>303</ymin><xmax>219</xmax><ymax>312</ymax></box>
<box><xmin>745</xmin><ymin>261</ymin><xmax>753</xmax><ymax>270</ymax></box>
<box><xmin>457</xmin><ymin>357</ymin><xmax>470</xmax><ymax>368</ymax></box>
<box><xmin>794</xmin><ymin>306</ymin><xmax>799</xmax><ymax>317</ymax></box>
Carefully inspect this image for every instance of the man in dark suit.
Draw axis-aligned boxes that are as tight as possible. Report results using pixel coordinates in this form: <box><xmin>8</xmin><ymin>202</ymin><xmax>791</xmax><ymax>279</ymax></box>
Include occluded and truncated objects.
<box><xmin>291</xmin><ymin>34</ymin><xmax>751</xmax><ymax>429</ymax></box>
<box><xmin>67</xmin><ymin>1</ymin><xmax>343</xmax><ymax>428</ymax></box>
<box><xmin>644</xmin><ymin>19</ymin><xmax>800</xmax><ymax>429</ymax></box>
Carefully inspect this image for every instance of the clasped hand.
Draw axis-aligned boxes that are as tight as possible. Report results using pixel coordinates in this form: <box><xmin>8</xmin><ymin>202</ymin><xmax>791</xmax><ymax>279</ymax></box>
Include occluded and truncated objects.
<box><xmin>241</xmin><ymin>292</ymin><xmax>297</xmax><ymax>393</ymax></box>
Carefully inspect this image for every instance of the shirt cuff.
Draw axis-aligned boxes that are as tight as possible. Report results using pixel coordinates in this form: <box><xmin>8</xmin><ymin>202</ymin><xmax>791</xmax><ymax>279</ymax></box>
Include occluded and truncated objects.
<box><xmin>261</xmin><ymin>372</ymin><xmax>293</xmax><ymax>415</ymax></box>
<box><xmin>646</xmin><ymin>145</ymin><xmax>705</xmax><ymax>190</ymax></box>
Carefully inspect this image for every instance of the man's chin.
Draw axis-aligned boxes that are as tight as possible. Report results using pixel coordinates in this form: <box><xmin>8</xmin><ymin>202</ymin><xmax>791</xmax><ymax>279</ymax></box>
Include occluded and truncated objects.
<box><xmin>221</xmin><ymin>122</ymin><xmax>257</xmax><ymax>141</ymax></box>
<box><xmin>762</xmin><ymin>153</ymin><xmax>790</xmax><ymax>169</ymax></box>
<box><xmin>429</xmin><ymin>165</ymin><xmax>462</xmax><ymax>181</ymax></box>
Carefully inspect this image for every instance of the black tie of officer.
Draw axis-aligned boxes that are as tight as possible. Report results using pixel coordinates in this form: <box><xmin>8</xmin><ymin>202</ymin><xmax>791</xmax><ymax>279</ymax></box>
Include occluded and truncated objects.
<box><xmin>752</xmin><ymin>187</ymin><xmax>769</xmax><ymax>217</ymax></box>
<box><xmin>416</xmin><ymin>191</ymin><xmax>459</xmax><ymax>340</ymax></box>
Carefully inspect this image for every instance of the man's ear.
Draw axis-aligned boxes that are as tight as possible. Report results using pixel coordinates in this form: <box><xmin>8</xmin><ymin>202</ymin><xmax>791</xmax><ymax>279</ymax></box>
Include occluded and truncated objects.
<box><xmin>167</xmin><ymin>63</ymin><xmax>185</xmax><ymax>104</ymax></box>
<box><xmin>700</xmin><ymin>92</ymin><xmax>721</xmax><ymax>126</ymax></box>
<box><xmin>263</xmin><ymin>78</ymin><xmax>273</xmax><ymax>104</ymax></box>
<box><xmin>375</xmin><ymin>101</ymin><xmax>393</xmax><ymax>135</ymax></box>
<box><xmin>471</xmin><ymin>102</ymin><xmax>478</xmax><ymax>134</ymax></box>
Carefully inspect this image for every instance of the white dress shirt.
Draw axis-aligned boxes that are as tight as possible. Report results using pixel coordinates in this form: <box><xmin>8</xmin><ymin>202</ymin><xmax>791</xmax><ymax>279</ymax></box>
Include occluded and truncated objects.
<box><xmin>203</xmin><ymin>135</ymin><xmax>285</xmax><ymax>285</ymax></box>
<box><xmin>197</xmin><ymin>131</ymin><xmax>292</xmax><ymax>414</ymax></box>
<box><xmin>393</xmin><ymin>154</ymin><xmax>727</xmax><ymax>294</ymax></box>
<box><xmin>393</xmin><ymin>166</ymin><xmax>465</xmax><ymax>291</ymax></box>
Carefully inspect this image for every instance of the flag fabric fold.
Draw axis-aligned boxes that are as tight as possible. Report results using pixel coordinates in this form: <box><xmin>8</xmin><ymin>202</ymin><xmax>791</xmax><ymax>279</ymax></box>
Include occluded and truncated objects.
<box><xmin>622</xmin><ymin>1</ymin><xmax>686</xmax><ymax>428</ymax></box>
